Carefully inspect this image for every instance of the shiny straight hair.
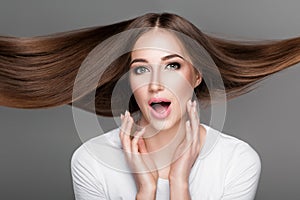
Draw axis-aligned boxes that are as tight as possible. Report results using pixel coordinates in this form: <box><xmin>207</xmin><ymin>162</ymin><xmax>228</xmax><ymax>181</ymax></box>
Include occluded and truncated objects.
<box><xmin>1</xmin><ymin>12</ymin><xmax>300</xmax><ymax>116</ymax></box>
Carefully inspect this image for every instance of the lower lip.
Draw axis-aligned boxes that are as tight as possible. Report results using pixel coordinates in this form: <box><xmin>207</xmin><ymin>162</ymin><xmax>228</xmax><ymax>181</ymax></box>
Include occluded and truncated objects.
<box><xmin>149</xmin><ymin>104</ymin><xmax>171</xmax><ymax>119</ymax></box>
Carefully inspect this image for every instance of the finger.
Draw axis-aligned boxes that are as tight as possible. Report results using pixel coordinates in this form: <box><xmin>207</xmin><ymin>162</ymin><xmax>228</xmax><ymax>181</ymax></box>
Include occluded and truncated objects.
<box><xmin>187</xmin><ymin>99</ymin><xmax>194</xmax><ymax>124</ymax></box>
<box><xmin>124</xmin><ymin>110</ymin><xmax>132</xmax><ymax>136</ymax></box>
<box><xmin>185</xmin><ymin>120</ymin><xmax>192</xmax><ymax>142</ymax></box>
<box><xmin>139</xmin><ymin>144</ymin><xmax>157</xmax><ymax>172</ymax></box>
<box><xmin>132</xmin><ymin>128</ymin><xmax>145</xmax><ymax>153</ymax></box>
<box><xmin>136</xmin><ymin>128</ymin><xmax>147</xmax><ymax>153</ymax></box>
<box><xmin>193</xmin><ymin>100</ymin><xmax>200</xmax><ymax>125</ymax></box>
<box><xmin>132</xmin><ymin>128</ymin><xmax>149</xmax><ymax>172</ymax></box>
<box><xmin>190</xmin><ymin>102</ymin><xmax>202</xmax><ymax>156</ymax></box>
<box><xmin>190</xmin><ymin>101</ymin><xmax>198</xmax><ymax>132</ymax></box>
<box><xmin>190</xmin><ymin>102</ymin><xmax>199</xmax><ymax>142</ymax></box>
<box><xmin>120</xmin><ymin>112</ymin><xmax>130</xmax><ymax>137</ymax></box>
<box><xmin>186</xmin><ymin>99</ymin><xmax>193</xmax><ymax>132</ymax></box>
<box><xmin>119</xmin><ymin>113</ymin><xmax>125</xmax><ymax>140</ymax></box>
<box><xmin>193</xmin><ymin>101</ymin><xmax>201</xmax><ymax>142</ymax></box>
<box><xmin>123</xmin><ymin>111</ymin><xmax>132</xmax><ymax>153</ymax></box>
<box><xmin>133</xmin><ymin>129</ymin><xmax>154</xmax><ymax>166</ymax></box>
<box><xmin>187</xmin><ymin>101</ymin><xmax>200</xmax><ymax>156</ymax></box>
<box><xmin>186</xmin><ymin>99</ymin><xmax>192</xmax><ymax>114</ymax></box>
<box><xmin>175</xmin><ymin>121</ymin><xmax>192</xmax><ymax>154</ymax></box>
<box><xmin>138</xmin><ymin>138</ymin><xmax>147</xmax><ymax>153</ymax></box>
<box><xmin>186</xmin><ymin>100</ymin><xmax>196</xmax><ymax>139</ymax></box>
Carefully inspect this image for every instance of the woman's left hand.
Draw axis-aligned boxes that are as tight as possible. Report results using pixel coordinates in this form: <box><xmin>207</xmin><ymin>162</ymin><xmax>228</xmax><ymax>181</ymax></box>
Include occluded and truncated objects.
<box><xmin>168</xmin><ymin>99</ymin><xmax>202</xmax><ymax>184</ymax></box>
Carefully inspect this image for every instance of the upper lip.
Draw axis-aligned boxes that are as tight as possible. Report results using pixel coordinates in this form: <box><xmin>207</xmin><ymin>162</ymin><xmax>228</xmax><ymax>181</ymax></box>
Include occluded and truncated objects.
<box><xmin>148</xmin><ymin>97</ymin><xmax>171</xmax><ymax>105</ymax></box>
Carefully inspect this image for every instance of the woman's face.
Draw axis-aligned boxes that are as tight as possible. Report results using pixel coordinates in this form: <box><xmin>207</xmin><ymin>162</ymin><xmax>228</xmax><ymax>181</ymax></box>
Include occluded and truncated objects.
<box><xmin>129</xmin><ymin>29</ymin><xmax>202</xmax><ymax>131</ymax></box>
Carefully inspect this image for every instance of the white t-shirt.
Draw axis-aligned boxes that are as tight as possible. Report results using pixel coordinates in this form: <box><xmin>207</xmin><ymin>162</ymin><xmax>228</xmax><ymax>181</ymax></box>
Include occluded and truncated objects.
<box><xmin>71</xmin><ymin>124</ymin><xmax>261</xmax><ymax>200</ymax></box>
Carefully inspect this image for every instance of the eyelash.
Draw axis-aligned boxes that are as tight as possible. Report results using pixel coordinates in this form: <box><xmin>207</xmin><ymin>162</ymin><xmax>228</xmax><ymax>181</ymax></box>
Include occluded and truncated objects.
<box><xmin>133</xmin><ymin>62</ymin><xmax>181</xmax><ymax>74</ymax></box>
<box><xmin>165</xmin><ymin>62</ymin><xmax>181</xmax><ymax>70</ymax></box>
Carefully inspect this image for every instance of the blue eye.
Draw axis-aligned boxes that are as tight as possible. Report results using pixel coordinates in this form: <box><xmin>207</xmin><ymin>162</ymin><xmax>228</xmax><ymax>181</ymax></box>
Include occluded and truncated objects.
<box><xmin>134</xmin><ymin>66</ymin><xmax>149</xmax><ymax>74</ymax></box>
<box><xmin>165</xmin><ymin>62</ymin><xmax>181</xmax><ymax>70</ymax></box>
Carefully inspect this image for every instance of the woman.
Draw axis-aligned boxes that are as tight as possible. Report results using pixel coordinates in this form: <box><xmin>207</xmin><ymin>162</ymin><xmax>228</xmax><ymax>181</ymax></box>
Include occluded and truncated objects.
<box><xmin>1</xmin><ymin>12</ymin><xmax>300</xmax><ymax>199</ymax></box>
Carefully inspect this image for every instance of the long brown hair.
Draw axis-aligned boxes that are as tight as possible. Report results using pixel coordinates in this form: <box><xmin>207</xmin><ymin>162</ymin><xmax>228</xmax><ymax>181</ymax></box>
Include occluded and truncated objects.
<box><xmin>1</xmin><ymin>12</ymin><xmax>300</xmax><ymax>116</ymax></box>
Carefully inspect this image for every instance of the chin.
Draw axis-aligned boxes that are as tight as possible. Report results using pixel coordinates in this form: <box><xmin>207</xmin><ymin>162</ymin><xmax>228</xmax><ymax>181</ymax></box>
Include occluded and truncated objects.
<box><xmin>139</xmin><ymin>107</ymin><xmax>183</xmax><ymax>132</ymax></box>
<box><xmin>150</xmin><ymin>121</ymin><xmax>172</xmax><ymax>131</ymax></box>
<box><xmin>149</xmin><ymin>117</ymin><xmax>182</xmax><ymax>132</ymax></box>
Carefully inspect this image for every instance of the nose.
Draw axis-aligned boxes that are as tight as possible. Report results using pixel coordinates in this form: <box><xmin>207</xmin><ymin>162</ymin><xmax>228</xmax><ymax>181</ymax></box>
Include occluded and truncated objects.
<box><xmin>148</xmin><ymin>71</ymin><xmax>164</xmax><ymax>92</ymax></box>
<box><xmin>148</xmin><ymin>82</ymin><xmax>164</xmax><ymax>92</ymax></box>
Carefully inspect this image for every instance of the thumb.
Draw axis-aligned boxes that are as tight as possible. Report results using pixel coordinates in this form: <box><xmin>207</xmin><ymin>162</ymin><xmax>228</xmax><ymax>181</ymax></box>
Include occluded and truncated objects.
<box><xmin>138</xmin><ymin>138</ymin><xmax>148</xmax><ymax>153</ymax></box>
<box><xmin>138</xmin><ymin>138</ymin><xmax>157</xmax><ymax>174</ymax></box>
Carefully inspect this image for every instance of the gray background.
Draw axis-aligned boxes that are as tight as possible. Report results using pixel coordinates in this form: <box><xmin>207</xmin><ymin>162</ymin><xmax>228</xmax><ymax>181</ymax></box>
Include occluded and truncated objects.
<box><xmin>1</xmin><ymin>0</ymin><xmax>300</xmax><ymax>199</ymax></box>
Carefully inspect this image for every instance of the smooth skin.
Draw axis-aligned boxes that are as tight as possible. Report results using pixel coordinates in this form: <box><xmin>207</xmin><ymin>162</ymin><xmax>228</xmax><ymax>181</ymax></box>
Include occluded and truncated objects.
<box><xmin>119</xmin><ymin>28</ymin><xmax>206</xmax><ymax>199</ymax></box>
<box><xmin>119</xmin><ymin>99</ymin><xmax>205</xmax><ymax>200</ymax></box>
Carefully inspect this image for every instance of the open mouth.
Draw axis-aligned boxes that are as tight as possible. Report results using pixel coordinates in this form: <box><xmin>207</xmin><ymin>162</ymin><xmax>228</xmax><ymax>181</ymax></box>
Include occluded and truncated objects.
<box><xmin>149</xmin><ymin>101</ymin><xmax>171</xmax><ymax>114</ymax></box>
<box><xmin>148</xmin><ymin>98</ymin><xmax>172</xmax><ymax>119</ymax></box>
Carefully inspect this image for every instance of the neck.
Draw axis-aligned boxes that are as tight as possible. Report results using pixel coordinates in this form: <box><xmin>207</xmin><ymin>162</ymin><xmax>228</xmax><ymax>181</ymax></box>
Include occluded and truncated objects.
<box><xmin>138</xmin><ymin>113</ymin><xmax>189</xmax><ymax>153</ymax></box>
<box><xmin>136</xmin><ymin>113</ymin><xmax>207</xmax><ymax>170</ymax></box>
<box><xmin>137</xmin><ymin>113</ymin><xmax>189</xmax><ymax>169</ymax></box>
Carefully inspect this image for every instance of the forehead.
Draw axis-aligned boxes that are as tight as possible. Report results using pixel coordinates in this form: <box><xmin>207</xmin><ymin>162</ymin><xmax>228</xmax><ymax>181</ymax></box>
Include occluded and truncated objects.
<box><xmin>131</xmin><ymin>29</ymin><xmax>187</xmax><ymax>59</ymax></box>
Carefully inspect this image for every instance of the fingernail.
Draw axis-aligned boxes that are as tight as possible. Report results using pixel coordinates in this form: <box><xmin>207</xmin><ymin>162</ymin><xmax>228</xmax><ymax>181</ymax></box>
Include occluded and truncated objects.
<box><xmin>189</xmin><ymin>99</ymin><xmax>193</xmax><ymax>105</ymax></box>
<box><xmin>120</xmin><ymin>113</ymin><xmax>124</xmax><ymax>120</ymax></box>
<box><xmin>125</xmin><ymin>110</ymin><xmax>129</xmax><ymax>117</ymax></box>
<box><xmin>193</xmin><ymin>100</ymin><xmax>197</xmax><ymax>106</ymax></box>
<box><xmin>139</xmin><ymin>128</ymin><xmax>145</xmax><ymax>134</ymax></box>
<box><xmin>186</xmin><ymin>120</ymin><xmax>191</xmax><ymax>126</ymax></box>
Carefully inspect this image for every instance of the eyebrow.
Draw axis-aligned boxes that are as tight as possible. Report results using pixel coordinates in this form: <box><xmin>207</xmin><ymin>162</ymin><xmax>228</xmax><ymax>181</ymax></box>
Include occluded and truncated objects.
<box><xmin>129</xmin><ymin>54</ymin><xmax>184</xmax><ymax>66</ymax></box>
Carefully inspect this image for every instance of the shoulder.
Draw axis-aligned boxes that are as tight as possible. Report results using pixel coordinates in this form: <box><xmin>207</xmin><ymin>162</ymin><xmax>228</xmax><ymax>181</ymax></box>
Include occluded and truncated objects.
<box><xmin>70</xmin><ymin>129</ymin><xmax>122</xmax><ymax>199</ymax></box>
<box><xmin>219</xmin><ymin>132</ymin><xmax>261</xmax><ymax>167</ymax></box>
<box><xmin>208</xmin><ymin>129</ymin><xmax>262</xmax><ymax>198</ymax></box>
<box><xmin>71</xmin><ymin>127</ymin><xmax>121</xmax><ymax>172</ymax></box>
<box><xmin>210</xmin><ymin>128</ymin><xmax>261</xmax><ymax>188</ymax></box>
<box><xmin>205</xmin><ymin>125</ymin><xmax>260</xmax><ymax>162</ymax></box>
<box><xmin>203</xmin><ymin>126</ymin><xmax>261</xmax><ymax>176</ymax></box>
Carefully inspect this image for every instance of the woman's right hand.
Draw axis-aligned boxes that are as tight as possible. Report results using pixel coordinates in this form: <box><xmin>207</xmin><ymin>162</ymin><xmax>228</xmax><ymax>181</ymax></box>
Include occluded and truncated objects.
<box><xmin>119</xmin><ymin>110</ymin><xmax>158</xmax><ymax>199</ymax></box>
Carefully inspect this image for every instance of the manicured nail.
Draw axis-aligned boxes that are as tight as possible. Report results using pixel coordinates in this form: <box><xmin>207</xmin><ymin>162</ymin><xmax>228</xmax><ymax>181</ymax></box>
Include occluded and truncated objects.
<box><xmin>125</xmin><ymin>110</ymin><xmax>129</xmax><ymax>117</ymax></box>
<box><xmin>120</xmin><ymin>113</ymin><xmax>124</xmax><ymax>120</ymax></box>
<box><xmin>186</xmin><ymin>120</ymin><xmax>191</xmax><ymax>127</ymax></box>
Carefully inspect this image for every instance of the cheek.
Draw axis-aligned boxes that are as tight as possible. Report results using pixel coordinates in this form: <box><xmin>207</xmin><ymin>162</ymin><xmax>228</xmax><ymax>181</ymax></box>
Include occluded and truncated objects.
<box><xmin>132</xmin><ymin>88</ymin><xmax>145</xmax><ymax>101</ymax></box>
<box><xmin>171</xmin><ymin>80</ymin><xmax>193</xmax><ymax>112</ymax></box>
<box><xmin>129</xmin><ymin>73</ymin><xmax>150</xmax><ymax>92</ymax></box>
<box><xmin>161</xmin><ymin>73</ymin><xmax>194</xmax><ymax>114</ymax></box>
<box><xmin>131</xmin><ymin>86</ymin><xmax>148</xmax><ymax>109</ymax></box>
<box><xmin>161</xmin><ymin>72</ymin><xmax>194</xmax><ymax>98</ymax></box>
<box><xmin>129</xmin><ymin>75</ymin><xmax>146</xmax><ymax>108</ymax></box>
